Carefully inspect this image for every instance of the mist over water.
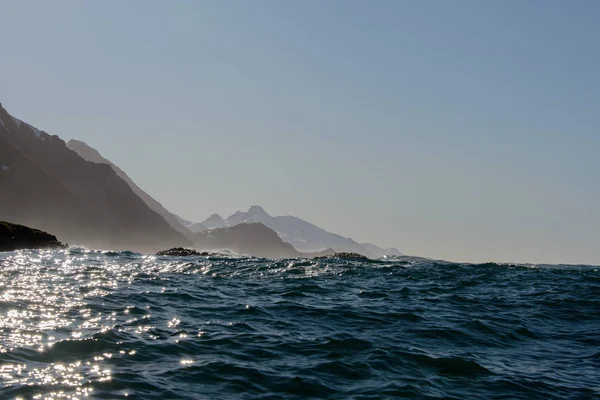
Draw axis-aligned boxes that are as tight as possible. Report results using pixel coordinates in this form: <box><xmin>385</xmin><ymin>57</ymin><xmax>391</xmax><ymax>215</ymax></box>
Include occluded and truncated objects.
<box><xmin>0</xmin><ymin>249</ymin><xmax>598</xmax><ymax>399</ymax></box>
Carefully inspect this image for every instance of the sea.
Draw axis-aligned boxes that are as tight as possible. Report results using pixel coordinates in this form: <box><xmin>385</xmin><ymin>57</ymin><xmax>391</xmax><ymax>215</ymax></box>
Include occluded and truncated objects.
<box><xmin>0</xmin><ymin>249</ymin><xmax>598</xmax><ymax>399</ymax></box>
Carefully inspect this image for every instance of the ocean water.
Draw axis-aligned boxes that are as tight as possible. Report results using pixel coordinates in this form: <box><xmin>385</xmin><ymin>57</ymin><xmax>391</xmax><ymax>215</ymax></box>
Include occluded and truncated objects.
<box><xmin>0</xmin><ymin>249</ymin><xmax>598</xmax><ymax>399</ymax></box>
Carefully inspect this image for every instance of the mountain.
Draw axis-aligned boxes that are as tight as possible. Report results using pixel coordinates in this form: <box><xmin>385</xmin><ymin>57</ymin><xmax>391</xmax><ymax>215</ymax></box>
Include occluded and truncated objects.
<box><xmin>174</xmin><ymin>215</ymin><xmax>196</xmax><ymax>229</ymax></box>
<box><xmin>193</xmin><ymin>223</ymin><xmax>334</xmax><ymax>258</ymax></box>
<box><xmin>0</xmin><ymin>103</ymin><xmax>189</xmax><ymax>252</ymax></box>
<box><xmin>66</xmin><ymin>139</ymin><xmax>190</xmax><ymax>236</ymax></box>
<box><xmin>188</xmin><ymin>213</ymin><xmax>226</xmax><ymax>232</ymax></box>
<box><xmin>190</xmin><ymin>205</ymin><xmax>401</xmax><ymax>258</ymax></box>
<box><xmin>227</xmin><ymin>205</ymin><xmax>272</xmax><ymax>226</ymax></box>
<box><xmin>360</xmin><ymin>243</ymin><xmax>403</xmax><ymax>257</ymax></box>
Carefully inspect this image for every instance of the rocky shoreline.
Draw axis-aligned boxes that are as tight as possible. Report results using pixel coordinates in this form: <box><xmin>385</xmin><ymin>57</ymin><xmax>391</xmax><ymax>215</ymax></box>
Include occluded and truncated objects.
<box><xmin>0</xmin><ymin>221</ymin><xmax>66</xmax><ymax>252</ymax></box>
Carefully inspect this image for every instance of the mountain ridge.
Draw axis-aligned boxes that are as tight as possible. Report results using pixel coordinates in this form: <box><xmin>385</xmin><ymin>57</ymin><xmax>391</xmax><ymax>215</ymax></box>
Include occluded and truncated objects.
<box><xmin>66</xmin><ymin>139</ymin><xmax>190</xmax><ymax>236</ymax></box>
<box><xmin>188</xmin><ymin>205</ymin><xmax>402</xmax><ymax>258</ymax></box>
<box><xmin>0</xmin><ymin>103</ymin><xmax>189</xmax><ymax>252</ymax></box>
<box><xmin>1</xmin><ymin>102</ymin><xmax>401</xmax><ymax>257</ymax></box>
<box><xmin>193</xmin><ymin>223</ymin><xmax>334</xmax><ymax>259</ymax></box>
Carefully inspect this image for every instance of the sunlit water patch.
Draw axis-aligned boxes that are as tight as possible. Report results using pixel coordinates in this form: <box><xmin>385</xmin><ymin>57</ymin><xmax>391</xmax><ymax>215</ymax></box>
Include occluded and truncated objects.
<box><xmin>0</xmin><ymin>249</ymin><xmax>598</xmax><ymax>399</ymax></box>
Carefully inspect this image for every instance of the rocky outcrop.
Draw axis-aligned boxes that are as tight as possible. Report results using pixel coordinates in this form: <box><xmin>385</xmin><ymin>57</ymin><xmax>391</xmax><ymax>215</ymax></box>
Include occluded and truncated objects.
<box><xmin>0</xmin><ymin>221</ymin><xmax>65</xmax><ymax>252</ymax></box>
<box><xmin>156</xmin><ymin>247</ymin><xmax>213</xmax><ymax>256</ymax></box>
<box><xmin>193</xmin><ymin>223</ymin><xmax>335</xmax><ymax>258</ymax></box>
<box><xmin>314</xmin><ymin>252</ymin><xmax>371</xmax><ymax>261</ymax></box>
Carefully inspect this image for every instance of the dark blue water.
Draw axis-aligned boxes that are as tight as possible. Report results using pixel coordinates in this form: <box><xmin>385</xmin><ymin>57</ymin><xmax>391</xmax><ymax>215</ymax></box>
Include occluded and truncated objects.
<box><xmin>0</xmin><ymin>249</ymin><xmax>598</xmax><ymax>399</ymax></box>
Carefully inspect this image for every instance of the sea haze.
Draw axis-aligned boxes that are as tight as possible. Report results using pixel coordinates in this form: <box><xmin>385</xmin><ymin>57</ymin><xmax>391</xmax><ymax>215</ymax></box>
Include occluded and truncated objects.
<box><xmin>0</xmin><ymin>249</ymin><xmax>598</xmax><ymax>399</ymax></box>
<box><xmin>2</xmin><ymin>104</ymin><xmax>400</xmax><ymax>259</ymax></box>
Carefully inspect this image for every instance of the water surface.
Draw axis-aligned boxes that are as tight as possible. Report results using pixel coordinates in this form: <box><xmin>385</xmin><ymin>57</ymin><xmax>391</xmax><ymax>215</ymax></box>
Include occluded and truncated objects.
<box><xmin>1</xmin><ymin>249</ymin><xmax>598</xmax><ymax>399</ymax></box>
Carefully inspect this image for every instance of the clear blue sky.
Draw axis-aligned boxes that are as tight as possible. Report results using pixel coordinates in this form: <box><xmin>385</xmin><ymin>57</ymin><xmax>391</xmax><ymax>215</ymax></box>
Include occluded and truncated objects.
<box><xmin>2</xmin><ymin>0</ymin><xmax>599</xmax><ymax>264</ymax></box>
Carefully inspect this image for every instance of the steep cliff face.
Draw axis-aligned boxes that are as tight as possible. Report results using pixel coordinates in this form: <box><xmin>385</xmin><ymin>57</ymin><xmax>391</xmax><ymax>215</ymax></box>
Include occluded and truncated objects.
<box><xmin>0</xmin><ymin>103</ymin><xmax>189</xmax><ymax>252</ymax></box>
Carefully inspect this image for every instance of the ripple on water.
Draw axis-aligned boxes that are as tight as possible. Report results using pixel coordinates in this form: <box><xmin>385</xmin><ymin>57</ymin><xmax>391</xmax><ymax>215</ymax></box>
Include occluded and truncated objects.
<box><xmin>0</xmin><ymin>250</ymin><xmax>599</xmax><ymax>399</ymax></box>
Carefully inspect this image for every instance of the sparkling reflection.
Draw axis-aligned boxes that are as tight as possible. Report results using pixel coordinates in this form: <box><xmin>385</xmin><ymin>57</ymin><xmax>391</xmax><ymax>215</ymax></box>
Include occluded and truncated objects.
<box><xmin>0</xmin><ymin>249</ymin><xmax>150</xmax><ymax>398</ymax></box>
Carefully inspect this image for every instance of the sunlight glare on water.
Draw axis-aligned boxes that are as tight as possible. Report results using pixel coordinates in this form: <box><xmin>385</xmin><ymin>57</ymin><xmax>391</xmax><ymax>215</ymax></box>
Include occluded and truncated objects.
<box><xmin>0</xmin><ymin>248</ymin><xmax>599</xmax><ymax>399</ymax></box>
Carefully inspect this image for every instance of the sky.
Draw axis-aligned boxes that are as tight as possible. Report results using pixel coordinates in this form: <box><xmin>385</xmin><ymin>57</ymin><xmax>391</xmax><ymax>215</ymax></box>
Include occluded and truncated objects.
<box><xmin>1</xmin><ymin>0</ymin><xmax>599</xmax><ymax>264</ymax></box>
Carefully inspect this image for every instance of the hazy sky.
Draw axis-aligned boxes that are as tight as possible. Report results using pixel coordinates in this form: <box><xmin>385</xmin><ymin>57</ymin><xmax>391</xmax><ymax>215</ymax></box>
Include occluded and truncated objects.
<box><xmin>2</xmin><ymin>1</ymin><xmax>599</xmax><ymax>264</ymax></box>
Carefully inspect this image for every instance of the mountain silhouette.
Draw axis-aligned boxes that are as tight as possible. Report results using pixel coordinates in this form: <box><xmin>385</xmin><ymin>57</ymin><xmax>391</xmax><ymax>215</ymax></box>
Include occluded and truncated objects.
<box><xmin>194</xmin><ymin>223</ymin><xmax>334</xmax><ymax>258</ymax></box>
<box><xmin>189</xmin><ymin>205</ymin><xmax>402</xmax><ymax>258</ymax></box>
<box><xmin>66</xmin><ymin>139</ymin><xmax>190</xmax><ymax>235</ymax></box>
<box><xmin>0</xmin><ymin>103</ymin><xmax>188</xmax><ymax>252</ymax></box>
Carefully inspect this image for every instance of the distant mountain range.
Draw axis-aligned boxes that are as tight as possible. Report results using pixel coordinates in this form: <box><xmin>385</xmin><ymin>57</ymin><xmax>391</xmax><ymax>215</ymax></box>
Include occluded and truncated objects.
<box><xmin>183</xmin><ymin>206</ymin><xmax>402</xmax><ymax>258</ymax></box>
<box><xmin>0</xmin><ymin>103</ymin><xmax>188</xmax><ymax>252</ymax></box>
<box><xmin>65</xmin><ymin>135</ymin><xmax>402</xmax><ymax>258</ymax></box>
<box><xmin>193</xmin><ymin>223</ymin><xmax>333</xmax><ymax>259</ymax></box>
<box><xmin>1</xmin><ymin>101</ymin><xmax>402</xmax><ymax>258</ymax></box>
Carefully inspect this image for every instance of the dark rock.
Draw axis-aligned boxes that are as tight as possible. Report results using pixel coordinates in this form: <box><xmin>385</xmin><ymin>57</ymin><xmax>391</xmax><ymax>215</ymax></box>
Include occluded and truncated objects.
<box><xmin>0</xmin><ymin>221</ymin><xmax>66</xmax><ymax>252</ymax></box>
<box><xmin>156</xmin><ymin>247</ymin><xmax>213</xmax><ymax>257</ymax></box>
<box><xmin>314</xmin><ymin>252</ymin><xmax>371</xmax><ymax>261</ymax></box>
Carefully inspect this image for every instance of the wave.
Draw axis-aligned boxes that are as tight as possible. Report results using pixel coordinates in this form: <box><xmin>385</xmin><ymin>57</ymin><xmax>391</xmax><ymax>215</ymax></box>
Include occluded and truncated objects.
<box><xmin>0</xmin><ymin>250</ymin><xmax>598</xmax><ymax>399</ymax></box>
